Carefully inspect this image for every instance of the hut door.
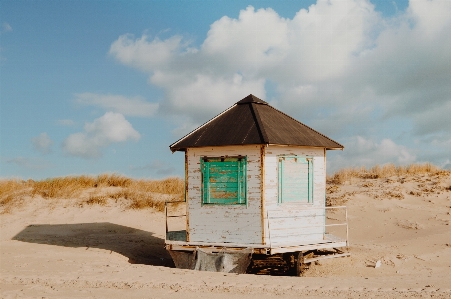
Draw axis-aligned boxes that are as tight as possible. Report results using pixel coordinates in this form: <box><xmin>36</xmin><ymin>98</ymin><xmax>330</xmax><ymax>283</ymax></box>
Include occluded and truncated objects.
<box><xmin>278</xmin><ymin>156</ymin><xmax>313</xmax><ymax>203</ymax></box>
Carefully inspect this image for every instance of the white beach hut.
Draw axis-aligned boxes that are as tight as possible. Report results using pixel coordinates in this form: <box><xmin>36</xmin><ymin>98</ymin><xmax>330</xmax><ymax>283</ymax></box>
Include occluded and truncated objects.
<box><xmin>165</xmin><ymin>94</ymin><xmax>348</xmax><ymax>275</ymax></box>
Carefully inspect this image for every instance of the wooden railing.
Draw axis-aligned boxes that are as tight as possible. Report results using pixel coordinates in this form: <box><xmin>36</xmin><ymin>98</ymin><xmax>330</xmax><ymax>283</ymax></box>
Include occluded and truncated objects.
<box><xmin>266</xmin><ymin>206</ymin><xmax>349</xmax><ymax>248</ymax></box>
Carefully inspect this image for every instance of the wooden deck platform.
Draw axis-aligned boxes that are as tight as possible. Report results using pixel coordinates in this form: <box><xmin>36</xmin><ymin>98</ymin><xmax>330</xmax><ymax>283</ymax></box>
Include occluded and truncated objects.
<box><xmin>165</xmin><ymin>232</ymin><xmax>347</xmax><ymax>255</ymax></box>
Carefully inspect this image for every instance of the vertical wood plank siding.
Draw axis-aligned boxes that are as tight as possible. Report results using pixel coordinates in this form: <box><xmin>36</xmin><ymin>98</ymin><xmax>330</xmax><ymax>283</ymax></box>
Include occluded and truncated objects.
<box><xmin>188</xmin><ymin>145</ymin><xmax>262</xmax><ymax>243</ymax></box>
<box><xmin>264</xmin><ymin>146</ymin><xmax>326</xmax><ymax>245</ymax></box>
<box><xmin>187</xmin><ymin>145</ymin><xmax>326</xmax><ymax>246</ymax></box>
<box><xmin>260</xmin><ymin>145</ymin><xmax>266</xmax><ymax>245</ymax></box>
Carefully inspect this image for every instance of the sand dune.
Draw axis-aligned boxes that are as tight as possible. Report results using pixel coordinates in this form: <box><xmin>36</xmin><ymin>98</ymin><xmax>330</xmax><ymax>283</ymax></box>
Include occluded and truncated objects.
<box><xmin>1</xmin><ymin>171</ymin><xmax>450</xmax><ymax>298</ymax></box>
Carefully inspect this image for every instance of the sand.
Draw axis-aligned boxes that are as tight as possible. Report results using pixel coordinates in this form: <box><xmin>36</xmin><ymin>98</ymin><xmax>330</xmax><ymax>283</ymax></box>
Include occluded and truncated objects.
<box><xmin>1</xmin><ymin>173</ymin><xmax>451</xmax><ymax>298</ymax></box>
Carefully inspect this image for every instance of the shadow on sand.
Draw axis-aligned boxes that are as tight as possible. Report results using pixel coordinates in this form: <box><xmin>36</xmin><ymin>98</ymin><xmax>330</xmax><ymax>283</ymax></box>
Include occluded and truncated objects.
<box><xmin>13</xmin><ymin>222</ymin><xmax>174</xmax><ymax>267</ymax></box>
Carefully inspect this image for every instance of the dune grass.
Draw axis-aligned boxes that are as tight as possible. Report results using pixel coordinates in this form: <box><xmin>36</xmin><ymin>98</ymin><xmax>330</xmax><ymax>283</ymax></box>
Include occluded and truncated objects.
<box><xmin>1</xmin><ymin>163</ymin><xmax>449</xmax><ymax>213</ymax></box>
<box><xmin>0</xmin><ymin>174</ymin><xmax>184</xmax><ymax>213</ymax></box>
<box><xmin>327</xmin><ymin>163</ymin><xmax>448</xmax><ymax>185</ymax></box>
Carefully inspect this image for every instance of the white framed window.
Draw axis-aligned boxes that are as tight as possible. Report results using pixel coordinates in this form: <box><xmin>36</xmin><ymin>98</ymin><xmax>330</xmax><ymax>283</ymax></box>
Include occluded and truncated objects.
<box><xmin>278</xmin><ymin>155</ymin><xmax>313</xmax><ymax>203</ymax></box>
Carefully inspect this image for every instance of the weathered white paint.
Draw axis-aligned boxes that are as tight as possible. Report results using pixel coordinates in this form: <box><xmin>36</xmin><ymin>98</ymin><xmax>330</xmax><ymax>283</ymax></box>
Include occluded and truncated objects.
<box><xmin>264</xmin><ymin>145</ymin><xmax>326</xmax><ymax>244</ymax></box>
<box><xmin>185</xmin><ymin>144</ymin><xmax>327</xmax><ymax>246</ymax></box>
<box><xmin>187</xmin><ymin>145</ymin><xmax>262</xmax><ymax>243</ymax></box>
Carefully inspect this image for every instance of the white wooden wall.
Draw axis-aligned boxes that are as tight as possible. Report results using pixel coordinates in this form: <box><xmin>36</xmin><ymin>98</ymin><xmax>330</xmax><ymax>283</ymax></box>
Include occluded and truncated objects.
<box><xmin>187</xmin><ymin>145</ymin><xmax>262</xmax><ymax>244</ymax></box>
<box><xmin>186</xmin><ymin>144</ymin><xmax>327</xmax><ymax>246</ymax></box>
<box><xmin>264</xmin><ymin>146</ymin><xmax>326</xmax><ymax>245</ymax></box>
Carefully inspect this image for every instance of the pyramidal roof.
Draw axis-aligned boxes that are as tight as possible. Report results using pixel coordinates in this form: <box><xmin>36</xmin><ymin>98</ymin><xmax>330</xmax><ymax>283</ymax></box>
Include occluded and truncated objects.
<box><xmin>170</xmin><ymin>94</ymin><xmax>343</xmax><ymax>152</ymax></box>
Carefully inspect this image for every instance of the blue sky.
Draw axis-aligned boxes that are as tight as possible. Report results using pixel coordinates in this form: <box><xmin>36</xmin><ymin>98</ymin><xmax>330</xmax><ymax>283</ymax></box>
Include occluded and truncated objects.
<box><xmin>1</xmin><ymin>0</ymin><xmax>450</xmax><ymax>180</ymax></box>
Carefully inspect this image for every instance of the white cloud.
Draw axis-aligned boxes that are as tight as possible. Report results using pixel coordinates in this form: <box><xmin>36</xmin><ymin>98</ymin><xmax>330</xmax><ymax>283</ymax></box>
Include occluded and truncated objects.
<box><xmin>109</xmin><ymin>34</ymin><xmax>183</xmax><ymax>72</ymax></box>
<box><xmin>31</xmin><ymin>132</ymin><xmax>53</xmax><ymax>154</ymax></box>
<box><xmin>201</xmin><ymin>7</ymin><xmax>290</xmax><ymax>74</ymax></box>
<box><xmin>106</xmin><ymin>1</ymin><xmax>376</xmax><ymax>127</ymax></box>
<box><xmin>408</xmin><ymin>0</ymin><xmax>451</xmax><ymax>35</ymax></box>
<box><xmin>157</xmin><ymin>73</ymin><xmax>265</xmax><ymax>123</ymax></box>
<box><xmin>109</xmin><ymin>0</ymin><xmax>450</xmax><ymax>129</ymax></box>
<box><xmin>109</xmin><ymin>0</ymin><xmax>450</xmax><ymax>167</ymax></box>
<box><xmin>62</xmin><ymin>112</ymin><xmax>141</xmax><ymax>159</ymax></box>
<box><xmin>75</xmin><ymin>93</ymin><xmax>158</xmax><ymax>117</ymax></box>
<box><xmin>328</xmin><ymin>136</ymin><xmax>416</xmax><ymax>173</ymax></box>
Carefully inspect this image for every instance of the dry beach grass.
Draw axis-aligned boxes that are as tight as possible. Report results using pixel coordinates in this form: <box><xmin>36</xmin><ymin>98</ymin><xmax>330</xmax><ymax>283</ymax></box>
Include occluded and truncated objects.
<box><xmin>325</xmin><ymin>163</ymin><xmax>450</xmax><ymax>206</ymax></box>
<box><xmin>0</xmin><ymin>174</ymin><xmax>184</xmax><ymax>214</ymax></box>
<box><xmin>327</xmin><ymin>163</ymin><xmax>446</xmax><ymax>184</ymax></box>
<box><xmin>1</xmin><ymin>164</ymin><xmax>451</xmax><ymax>298</ymax></box>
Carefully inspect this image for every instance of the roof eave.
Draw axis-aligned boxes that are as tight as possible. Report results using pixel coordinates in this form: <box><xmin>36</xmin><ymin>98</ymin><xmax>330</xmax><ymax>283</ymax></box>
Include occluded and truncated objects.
<box><xmin>170</xmin><ymin>146</ymin><xmax>186</xmax><ymax>153</ymax></box>
<box><xmin>326</xmin><ymin>146</ymin><xmax>344</xmax><ymax>150</ymax></box>
<box><xmin>169</xmin><ymin>104</ymin><xmax>238</xmax><ymax>151</ymax></box>
<box><xmin>170</xmin><ymin>143</ymin><xmax>344</xmax><ymax>152</ymax></box>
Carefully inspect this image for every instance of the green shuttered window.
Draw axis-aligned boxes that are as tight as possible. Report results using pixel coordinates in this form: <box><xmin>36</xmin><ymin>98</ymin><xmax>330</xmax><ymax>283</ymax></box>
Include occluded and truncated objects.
<box><xmin>201</xmin><ymin>156</ymin><xmax>247</xmax><ymax>205</ymax></box>
<box><xmin>278</xmin><ymin>156</ymin><xmax>313</xmax><ymax>203</ymax></box>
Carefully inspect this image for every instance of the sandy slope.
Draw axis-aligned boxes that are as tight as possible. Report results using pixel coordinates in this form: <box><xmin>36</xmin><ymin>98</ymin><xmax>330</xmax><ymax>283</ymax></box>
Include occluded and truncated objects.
<box><xmin>1</xmin><ymin>173</ymin><xmax>450</xmax><ymax>298</ymax></box>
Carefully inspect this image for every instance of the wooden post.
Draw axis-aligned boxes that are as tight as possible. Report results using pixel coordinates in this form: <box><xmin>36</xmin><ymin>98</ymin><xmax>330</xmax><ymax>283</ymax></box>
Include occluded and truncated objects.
<box><xmin>345</xmin><ymin>207</ymin><xmax>349</xmax><ymax>248</ymax></box>
<box><xmin>165</xmin><ymin>202</ymin><xmax>168</xmax><ymax>241</ymax></box>
<box><xmin>260</xmin><ymin>145</ymin><xmax>266</xmax><ymax>245</ymax></box>
<box><xmin>185</xmin><ymin>149</ymin><xmax>190</xmax><ymax>242</ymax></box>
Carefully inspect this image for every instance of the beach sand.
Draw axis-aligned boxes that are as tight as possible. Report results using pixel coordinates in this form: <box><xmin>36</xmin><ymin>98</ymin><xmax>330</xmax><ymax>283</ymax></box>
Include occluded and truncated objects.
<box><xmin>1</xmin><ymin>173</ymin><xmax>450</xmax><ymax>298</ymax></box>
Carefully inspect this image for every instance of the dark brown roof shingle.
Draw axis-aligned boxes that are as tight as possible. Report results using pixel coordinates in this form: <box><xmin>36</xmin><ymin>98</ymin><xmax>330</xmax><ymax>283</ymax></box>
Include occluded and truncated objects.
<box><xmin>170</xmin><ymin>94</ymin><xmax>343</xmax><ymax>151</ymax></box>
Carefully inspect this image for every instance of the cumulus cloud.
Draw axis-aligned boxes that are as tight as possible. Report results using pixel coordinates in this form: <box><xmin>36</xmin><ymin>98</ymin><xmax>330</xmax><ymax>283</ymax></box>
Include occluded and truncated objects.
<box><xmin>157</xmin><ymin>73</ymin><xmax>265</xmax><ymax>122</ymax></box>
<box><xmin>328</xmin><ymin>136</ymin><xmax>416</xmax><ymax>173</ymax></box>
<box><xmin>348</xmin><ymin>0</ymin><xmax>451</xmax><ymax>119</ymax></box>
<box><xmin>109</xmin><ymin>0</ymin><xmax>450</xmax><ymax>167</ymax></box>
<box><xmin>31</xmin><ymin>132</ymin><xmax>53</xmax><ymax>154</ymax></box>
<box><xmin>109</xmin><ymin>2</ymin><xmax>380</xmax><ymax>121</ymax></box>
<box><xmin>62</xmin><ymin>112</ymin><xmax>141</xmax><ymax>159</ymax></box>
<box><xmin>110</xmin><ymin>1</ymin><xmax>450</xmax><ymax>128</ymax></box>
<box><xmin>75</xmin><ymin>93</ymin><xmax>159</xmax><ymax>117</ymax></box>
<box><xmin>110</xmin><ymin>34</ymin><xmax>184</xmax><ymax>72</ymax></box>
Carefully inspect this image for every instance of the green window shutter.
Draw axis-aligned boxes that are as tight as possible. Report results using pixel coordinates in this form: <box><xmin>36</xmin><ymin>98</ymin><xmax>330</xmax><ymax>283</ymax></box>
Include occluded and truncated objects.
<box><xmin>278</xmin><ymin>156</ymin><xmax>313</xmax><ymax>203</ymax></box>
<box><xmin>201</xmin><ymin>157</ymin><xmax>247</xmax><ymax>205</ymax></box>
